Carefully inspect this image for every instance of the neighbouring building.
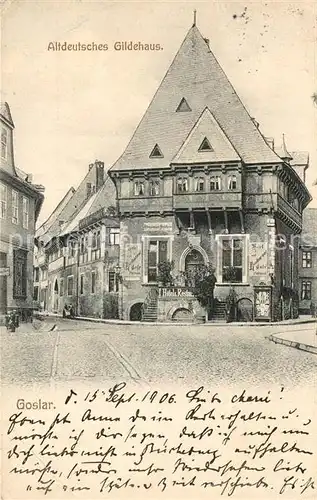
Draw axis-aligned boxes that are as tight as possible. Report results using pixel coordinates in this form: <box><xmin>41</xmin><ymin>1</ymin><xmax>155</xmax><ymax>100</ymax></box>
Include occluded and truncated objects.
<box><xmin>34</xmin><ymin>160</ymin><xmax>120</xmax><ymax>318</ymax></box>
<box><xmin>109</xmin><ymin>23</ymin><xmax>311</xmax><ymax>323</ymax></box>
<box><xmin>299</xmin><ymin>206</ymin><xmax>317</xmax><ymax>315</ymax></box>
<box><xmin>0</xmin><ymin>102</ymin><xmax>44</xmax><ymax>319</ymax></box>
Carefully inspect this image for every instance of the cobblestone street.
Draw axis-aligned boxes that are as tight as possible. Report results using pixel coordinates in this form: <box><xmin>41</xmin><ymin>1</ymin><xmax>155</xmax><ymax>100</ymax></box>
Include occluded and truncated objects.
<box><xmin>1</xmin><ymin>318</ymin><xmax>316</xmax><ymax>389</ymax></box>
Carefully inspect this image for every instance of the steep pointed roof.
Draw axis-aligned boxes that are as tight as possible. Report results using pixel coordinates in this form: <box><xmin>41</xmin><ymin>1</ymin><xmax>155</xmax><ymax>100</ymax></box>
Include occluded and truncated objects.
<box><xmin>59</xmin><ymin>175</ymin><xmax>117</xmax><ymax>236</ymax></box>
<box><xmin>0</xmin><ymin>102</ymin><xmax>14</xmax><ymax>127</ymax></box>
<box><xmin>111</xmin><ymin>25</ymin><xmax>281</xmax><ymax>172</ymax></box>
<box><xmin>172</xmin><ymin>107</ymin><xmax>240</xmax><ymax>164</ymax></box>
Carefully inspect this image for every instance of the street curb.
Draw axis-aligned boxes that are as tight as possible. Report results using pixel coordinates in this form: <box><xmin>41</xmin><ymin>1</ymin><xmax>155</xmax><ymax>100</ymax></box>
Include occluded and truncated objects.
<box><xmin>267</xmin><ymin>334</ymin><xmax>317</xmax><ymax>355</ymax></box>
<box><xmin>36</xmin><ymin>312</ymin><xmax>317</xmax><ymax>328</ymax></box>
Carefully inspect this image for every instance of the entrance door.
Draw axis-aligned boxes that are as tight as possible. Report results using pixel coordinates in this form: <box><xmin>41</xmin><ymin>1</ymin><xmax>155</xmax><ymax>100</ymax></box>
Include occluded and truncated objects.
<box><xmin>130</xmin><ymin>302</ymin><xmax>143</xmax><ymax>321</ymax></box>
<box><xmin>53</xmin><ymin>279</ymin><xmax>59</xmax><ymax>312</ymax></box>
<box><xmin>184</xmin><ymin>249</ymin><xmax>204</xmax><ymax>286</ymax></box>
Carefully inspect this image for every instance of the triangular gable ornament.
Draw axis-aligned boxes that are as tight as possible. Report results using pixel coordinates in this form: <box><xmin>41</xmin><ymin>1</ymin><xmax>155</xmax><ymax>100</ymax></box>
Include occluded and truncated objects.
<box><xmin>149</xmin><ymin>144</ymin><xmax>163</xmax><ymax>158</ymax></box>
<box><xmin>176</xmin><ymin>97</ymin><xmax>191</xmax><ymax>112</ymax></box>
<box><xmin>198</xmin><ymin>137</ymin><xmax>213</xmax><ymax>152</ymax></box>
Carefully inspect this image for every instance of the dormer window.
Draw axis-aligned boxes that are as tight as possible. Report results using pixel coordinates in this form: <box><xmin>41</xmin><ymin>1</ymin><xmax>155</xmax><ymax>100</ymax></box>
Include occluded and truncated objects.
<box><xmin>134</xmin><ymin>180</ymin><xmax>145</xmax><ymax>196</ymax></box>
<box><xmin>177</xmin><ymin>177</ymin><xmax>188</xmax><ymax>193</ymax></box>
<box><xmin>149</xmin><ymin>144</ymin><xmax>163</xmax><ymax>158</ymax></box>
<box><xmin>198</xmin><ymin>137</ymin><xmax>213</xmax><ymax>152</ymax></box>
<box><xmin>176</xmin><ymin>97</ymin><xmax>191</xmax><ymax>112</ymax></box>
<box><xmin>194</xmin><ymin>176</ymin><xmax>205</xmax><ymax>192</ymax></box>
<box><xmin>1</xmin><ymin>128</ymin><xmax>8</xmax><ymax>159</ymax></box>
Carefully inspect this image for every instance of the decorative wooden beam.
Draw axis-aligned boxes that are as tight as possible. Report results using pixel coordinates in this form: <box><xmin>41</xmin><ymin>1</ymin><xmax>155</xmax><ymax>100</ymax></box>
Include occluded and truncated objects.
<box><xmin>223</xmin><ymin>208</ymin><xmax>229</xmax><ymax>234</ymax></box>
<box><xmin>189</xmin><ymin>208</ymin><xmax>195</xmax><ymax>231</ymax></box>
<box><xmin>239</xmin><ymin>209</ymin><xmax>245</xmax><ymax>233</ymax></box>
<box><xmin>205</xmin><ymin>208</ymin><xmax>212</xmax><ymax>234</ymax></box>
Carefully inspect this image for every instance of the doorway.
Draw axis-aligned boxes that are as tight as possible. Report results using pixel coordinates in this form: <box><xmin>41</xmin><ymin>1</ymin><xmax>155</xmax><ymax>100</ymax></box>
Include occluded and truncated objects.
<box><xmin>129</xmin><ymin>302</ymin><xmax>143</xmax><ymax>321</ymax></box>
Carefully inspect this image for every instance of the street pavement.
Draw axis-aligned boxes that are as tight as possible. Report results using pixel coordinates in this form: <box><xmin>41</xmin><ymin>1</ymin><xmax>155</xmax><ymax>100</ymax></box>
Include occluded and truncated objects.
<box><xmin>1</xmin><ymin>318</ymin><xmax>316</xmax><ymax>388</ymax></box>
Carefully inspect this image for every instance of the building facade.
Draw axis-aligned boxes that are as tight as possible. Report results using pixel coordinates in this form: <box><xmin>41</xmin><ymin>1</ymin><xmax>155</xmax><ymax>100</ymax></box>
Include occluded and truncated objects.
<box><xmin>109</xmin><ymin>24</ymin><xmax>311</xmax><ymax>322</ymax></box>
<box><xmin>0</xmin><ymin>102</ymin><xmax>44</xmax><ymax>319</ymax></box>
<box><xmin>299</xmin><ymin>207</ymin><xmax>317</xmax><ymax>315</ymax></box>
<box><xmin>34</xmin><ymin>160</ymin><xmax>120</xmax><ymax>318</ymax></box>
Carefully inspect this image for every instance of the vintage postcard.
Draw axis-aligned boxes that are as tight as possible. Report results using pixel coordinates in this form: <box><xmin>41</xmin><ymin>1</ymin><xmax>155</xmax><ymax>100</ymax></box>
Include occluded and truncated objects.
<box><xmin>1</xmin><ymin>1</ymin><xmax>316</xmax><ymax>499</ymax></box>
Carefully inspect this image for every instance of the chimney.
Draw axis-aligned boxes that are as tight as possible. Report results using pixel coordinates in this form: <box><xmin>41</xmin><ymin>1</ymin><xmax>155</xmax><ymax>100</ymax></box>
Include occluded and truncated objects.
<box><xmin>95</xmin><ymin>160</ymin><xmax>105</xmax><ymax>190</ymax></box>
<box><xmin>26</xmin><ymin>173</ymin><xmax>33</xmax><ymax>183</ymax></box>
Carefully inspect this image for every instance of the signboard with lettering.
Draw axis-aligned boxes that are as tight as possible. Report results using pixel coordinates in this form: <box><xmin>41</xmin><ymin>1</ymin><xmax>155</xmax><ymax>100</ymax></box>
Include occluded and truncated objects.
<box><xmin>143</xmin><ymin>222</ymin><xmax>173</xmax><ymax>233</ymax></box>
<box><xmin>249</xmin><ymin>242</ymin><xmax>268</xmax><ymax>277</ymax></box>
<box><xmin>123</xmin><ymin>244</ymin><xmax>142</xmax><ymax>278</ymax></box>
<box><xmin>159</xmin><ymin>287</ymin><xmax>194</xmax><ymax>299</ymax></box>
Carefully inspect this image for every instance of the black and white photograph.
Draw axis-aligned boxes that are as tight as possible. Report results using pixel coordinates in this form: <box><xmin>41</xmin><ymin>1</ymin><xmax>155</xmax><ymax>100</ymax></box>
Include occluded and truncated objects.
<box><xmin>1</xmin><ymin>1</ymin><xmax>316</xmax><ymax>498</ymax></box>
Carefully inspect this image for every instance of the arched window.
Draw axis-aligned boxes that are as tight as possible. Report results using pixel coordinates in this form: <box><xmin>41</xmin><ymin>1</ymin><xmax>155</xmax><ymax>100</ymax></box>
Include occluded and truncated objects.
<box><xmin>228</xmin><ymin>175</ymin><xmax>237</xmax><ymax>190</ymax></box>
<box><xmin>185</xmin><ymin>249</ymin><xmax>205</xmax><ymax>286</ymax></box>
<box><xmin>177</xmin><ymin>177</ymin><xmax>189</xmax><ymax>193</ymax></box>
<box><xmin>134</xmin><ymin>180</ymin><xmax>145</xmax><ymax>196</ymax></box>
<box><xmin>194</xmin><ymin>177</ymin><xmax>204</xmax><ymax>192</ymax></box>
<box><xmin>149</xmin><ymin>179</ymin><xmax>160</xmax><ymax>196</ymax></box>
<box><xmin>210</xmin><ymin>176</ymin><xmax>221</xmax><ymax>191</ymax></box>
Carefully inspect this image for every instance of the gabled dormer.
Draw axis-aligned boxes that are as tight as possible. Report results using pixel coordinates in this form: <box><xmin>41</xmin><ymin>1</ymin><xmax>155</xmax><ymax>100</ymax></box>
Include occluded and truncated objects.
<box><xmin>0</xmin><ymin>102</ymin><xmax>16</xmax><ymax>177</ymax></box>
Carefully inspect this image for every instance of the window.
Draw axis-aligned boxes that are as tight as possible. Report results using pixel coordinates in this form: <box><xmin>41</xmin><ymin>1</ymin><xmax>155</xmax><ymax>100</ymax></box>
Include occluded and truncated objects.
<box><xmin>149</xmin><ymin>179</ymin><xmax>160</xmax><ymax>196</ymax></box>
<box><xmin>149</xmin><ymin>144</ymin><xmax>163</xmax><ymax>158</ymax></box>
<box><xmin>79</xmin><ymin>234</ymin><xmax>88</xmax><ymax>263</ymax></box>
<box><xmin>67</xmin><ymin>276</ymin><xmax>74</xmax><ymax>296</ymax></box>
<box><xmin>217</xmin><ymin>235</ymin><xmax>247</xmax><ymax>284</ymax></box>
<box><xmin>176</xmin><ymin>97</ymin><xmax>191</xmax><ymax>112</ymax></box>
<box><xmin>177</xmin><ymin>177</ymin><xmax>188</xmax><ymax>193</ymax></box>
<box><xmin>228</xmin><ymin>175</ymin><xmax>237</xmax><ymax>190</ymax></box>
<box><xmin>1</xmin><ymin>128</ymin><xmax>8</xmax><ymax>159</ymax></box>
<box><xmin>198</xmin><ymin>137</ymin><xmax>213</xmax><ymax>152</ymax></box>
<box><xmin>12</xmin><ymin>190</ymin><xmax>18</xmax><ymax>224</ymax></box>
<box><xmin>91</xmin><ymin>230</ymin><xmax>101</xmax><ymax>260</ymax></box>
<box><xmin>80</xmin><ymin>274</ymin><xmax>84</xmax><ymax>295</ymax></box>
<box><xmin>301</xmin><ymin>281</ymin><xmax>312</xmax><ymax>300</ymax></box>
<box><xmin>289</xmin><ymin>245</ymin><xmax>294</xmax><ymax>287</ymax></box>
<box><xmin>41</xmin><ymin>268</ymin><xmax>47</xmax><ymax>280</ymax></box>
<box><xmin>109</xmin><ymin>228</ymin><xmax>120</xmax><ymax>245</ymax></box>
<box><xmin>0</xmin><ymin>183</ymin><xmax>7</xmax><ymax>219</ymax></box>
<box><xmin>91</xmin><ymin>271</ymin><xmax>96</xmax><ymax>294</ymax></box>
<box><xmin>109</xmin><ymin>271</ymin><xmax>119</xmax><ymax>292</ymax></box>
<box><xmin>22</xmin><ymin>197</ymin><xmax>29</xmax><ymax>229</ymax></box>
<box><xmin>210</xmin><ymin>176</ymin><xmax>221</xmax><ymax>191</ymax></box>
<box><xmin>148</xmin><ymin>240</ymin><xmax>168</xmax><ymax>282</ymax></box>
<box><xmin>59</xmin><ymin>279</ymin><xmax>64</xmax><ymax>297</ymax></box>
<box><xmin>194</xmin><ymin>177</ymin><xmax>204</xmax><ymax>192</ymax></box>
<box><xmin>302</xmin><ymin>251</ymin><xmax>312</xmax><ymax>268</ymax></box>
<box><xmin>34</xmin><ymin>267</ymin><xmax>39</xmax><ymax>282</ymax></box>
<box><xmin>33</xmin><ymin>286</ymin><xmax>39</xmax><ymax>301</ymax></box>
<box><xmin>134</xmin><ymin>180</ymin><xmax>145</xmax><ymax>196</ymax></box>
<box><xmin>13</xmin><ymin>249</ymin><xmax>27</xmax><ymax>298</ymax></box>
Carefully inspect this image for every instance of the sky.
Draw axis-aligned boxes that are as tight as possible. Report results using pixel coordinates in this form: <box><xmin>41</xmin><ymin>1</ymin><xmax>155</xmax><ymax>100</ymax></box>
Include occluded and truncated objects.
<box><xmin>1</xmin><ymin>0</ymin><xmax>316</xmax><ymax>224</ymax></box>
